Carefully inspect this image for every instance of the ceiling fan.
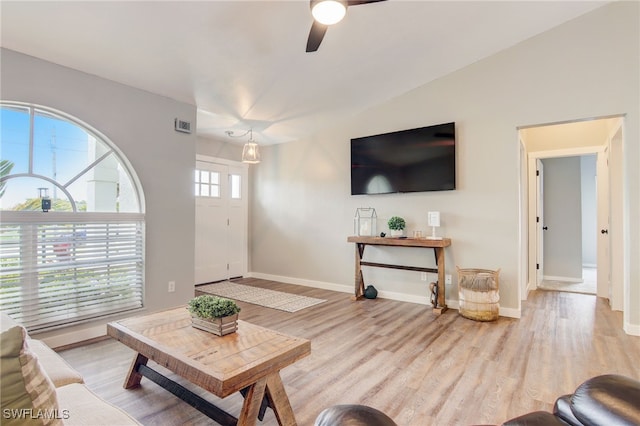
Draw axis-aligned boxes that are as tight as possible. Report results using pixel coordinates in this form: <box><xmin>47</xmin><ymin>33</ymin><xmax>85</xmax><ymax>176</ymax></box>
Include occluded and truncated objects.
<box><xmin>306</xmin><ymin>0</ymin><xmax>387</xmax><ymax>52</ymax></box>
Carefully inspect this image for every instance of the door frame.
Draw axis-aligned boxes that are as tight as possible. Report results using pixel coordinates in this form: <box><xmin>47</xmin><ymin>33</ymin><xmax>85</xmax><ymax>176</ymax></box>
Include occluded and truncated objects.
<box><xmin>195</xmin><ymin>154</ymin><xmax>249</xmax><ymax>283</ymax></box>
<box><xmin>526</xmin><ymin>146</ymin><xmax>606</xmax><ymax>292</ymax></box>
<box><xmin>519</xmin><ymin>117</ymin><xmax>625</xmax><ymax>312</ymax></box>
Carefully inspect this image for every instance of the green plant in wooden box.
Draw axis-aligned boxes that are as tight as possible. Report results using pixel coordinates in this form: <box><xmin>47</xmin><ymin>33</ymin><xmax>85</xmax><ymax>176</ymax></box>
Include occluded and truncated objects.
<box><xmin>188</xmin><ymin>295</ymin><xmax>241</xmax><ymax>319</ymax></box>
<box><xmin>187</xmin><ymin>295</ymin><xmax>241</xmax><ymax>336</ymax></box>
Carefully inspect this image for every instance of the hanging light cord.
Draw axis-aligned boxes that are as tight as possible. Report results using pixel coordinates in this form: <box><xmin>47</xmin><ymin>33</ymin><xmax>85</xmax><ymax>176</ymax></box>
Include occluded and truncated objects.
<box><xmin>225</xmin><ymin>129</ymin><xmax>255</xmax><ymax>141</ymax></box>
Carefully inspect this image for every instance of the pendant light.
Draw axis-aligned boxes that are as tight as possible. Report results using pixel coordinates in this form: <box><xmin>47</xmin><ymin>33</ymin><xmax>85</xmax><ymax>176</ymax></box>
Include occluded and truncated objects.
<box><xmin>242</xmin><ymin>133</ymin><xmax>260</xmax><ymax>164</ymax></box>
<box><xmin>226</xmin><ymin>129</ymin><xmax>261</xmax><ymax>164</ymax></box>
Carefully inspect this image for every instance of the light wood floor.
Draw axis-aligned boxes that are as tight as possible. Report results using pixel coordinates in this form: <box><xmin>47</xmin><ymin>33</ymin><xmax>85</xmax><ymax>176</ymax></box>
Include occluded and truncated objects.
<box><xmin>57</xmin><ymin>278</ymin><xmax>640</xmax><ymax>426</ymax></box>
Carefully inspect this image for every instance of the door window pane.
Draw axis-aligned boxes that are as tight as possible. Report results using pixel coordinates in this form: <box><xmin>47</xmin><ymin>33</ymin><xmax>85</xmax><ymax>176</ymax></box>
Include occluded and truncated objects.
<box><xmin>194</xmin><ymin>169</ymin><xmax>220</xmax><ymax>198</ymax></box>
<box><xmin>231</xmin><ymin>174</ymin><xmax>241</xmax><ymax>199</ymax></box>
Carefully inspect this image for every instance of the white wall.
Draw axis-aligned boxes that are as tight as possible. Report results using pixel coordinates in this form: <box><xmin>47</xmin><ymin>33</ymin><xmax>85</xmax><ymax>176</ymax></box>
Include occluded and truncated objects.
<box><xmin>250</xmin><ymin>1</ymin><xmax>640</xmax><ymax>331</ymax></box>
<box><xmin>542</xmin><ymin>157</ymin><xmax>582</xmax><ymax>280</ymax></box>
<box><xmin>1</xmin><ymin>48</ymin><xmax>198</xmax><ymax>345</ymax></box>
<box><xmin>522</xmin><ymin>119</ymin><xmax>616</xmax><ymax>152</ymax></box>
<box><xmin>196</xmin><ymin>136</ymin><xmax>243</xmax><ymax>162</ymax></box>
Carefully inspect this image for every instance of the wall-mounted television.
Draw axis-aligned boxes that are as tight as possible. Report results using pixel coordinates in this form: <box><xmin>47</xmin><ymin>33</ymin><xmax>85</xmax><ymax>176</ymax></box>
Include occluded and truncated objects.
<box><xmin>350</xmin><ymin>122</ymin><xmax>456</xmax><ymax>195</ymax></box>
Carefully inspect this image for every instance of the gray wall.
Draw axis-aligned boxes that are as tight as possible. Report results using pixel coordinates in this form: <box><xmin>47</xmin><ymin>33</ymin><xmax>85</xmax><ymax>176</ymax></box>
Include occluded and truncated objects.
<box><xmin>581</xmin><ymin>155</ymin><xmax>597</xmax><ymax>266</ymax></box>
<box><xmin>542</xmin><ymin>157</ymin><xmax>583</xmax><ymax>280</ymax></box>
<box><xmin>1</xmin><ymin>48</ymin><xmax>197</xmax><ymax>341</ymax></box>
<box><xmin>250</xmin><ymin>1</ymin><xmax>640</xmax><ymax>329</ymax></box>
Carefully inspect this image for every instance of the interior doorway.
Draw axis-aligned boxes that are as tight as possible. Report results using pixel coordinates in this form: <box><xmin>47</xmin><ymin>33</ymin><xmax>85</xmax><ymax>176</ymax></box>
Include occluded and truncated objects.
<box><xmin>519</xmin><ymin>116</ymin><xmax>624</xmax><ymax>309</ymax></box>
<box><xmin>537</xmin><ymin>154</ymin><xmax>597</xmax><ymax>295</ymax></box>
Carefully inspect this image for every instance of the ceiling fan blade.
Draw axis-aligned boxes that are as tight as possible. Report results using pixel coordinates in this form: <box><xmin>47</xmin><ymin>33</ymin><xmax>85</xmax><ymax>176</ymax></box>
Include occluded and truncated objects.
<box><xmin>347</xmin><ymin>0</ymin><xmax>386</xmax><ymax>6</ymax></box>
<box><xmin>306</xmin><ymin>20</ymin><xmax>328</xmax><ymax>52</ymax></box>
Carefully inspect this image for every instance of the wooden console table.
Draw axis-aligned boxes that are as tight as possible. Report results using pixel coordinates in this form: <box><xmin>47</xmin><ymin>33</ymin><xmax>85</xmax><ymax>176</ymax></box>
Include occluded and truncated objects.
<box><xmin>347</xmin><ymin>236</ymin><xmax>452</xmax><ymax>314</ymax></box>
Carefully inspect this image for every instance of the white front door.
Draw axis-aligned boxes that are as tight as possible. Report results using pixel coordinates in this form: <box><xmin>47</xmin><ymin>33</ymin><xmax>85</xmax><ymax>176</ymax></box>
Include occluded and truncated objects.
<box><xmin>227</xmin><ymin>164</ymin><xmax>248</xmax><ymax>279</ymax></box>
<box><xmin>195</xmin><ymin>159</ymin><xmax>248</xmax><ymax>284</ymax></box>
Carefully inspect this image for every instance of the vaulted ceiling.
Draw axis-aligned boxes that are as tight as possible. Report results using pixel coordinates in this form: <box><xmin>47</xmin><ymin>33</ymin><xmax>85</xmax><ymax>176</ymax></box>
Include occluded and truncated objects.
<box><xmin>0</xmin><ymin>1</ymin><xmax>608</xmax><ymax>145</ymax></box>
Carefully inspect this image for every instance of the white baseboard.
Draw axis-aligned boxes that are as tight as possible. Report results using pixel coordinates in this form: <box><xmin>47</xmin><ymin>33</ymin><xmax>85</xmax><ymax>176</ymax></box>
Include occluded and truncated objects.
<box><xmin>524</xmin><ymin>281</ymin><xmax>536</xmax><ymax>299</ymax></box>
<box><xmin>499</xmin><ymin>306</ymin><xmax>521</xmax><ymax>319</ymax></box>
<box><xmin>250</xmin><ymin>271</ymin><xmax>442</xmax><ymax>305</ymax></box>
<box><xmin>543</xmin><ymin>275</ymin><xmax>583</xmax><ymax>283</ymax></box>
<box><xmin>624</xmin><ymin>321</ymin><xmax>640</xmax><ymax>336</ymax></box>
<box><xmin>249</xmin><ymin>272</ymin><xmax>353</xmax><ymax>294</ymax></box>
<box><xmin>35</xmin><ymin>324</ymin><xmax>107</xmax><ymax>349</ymax></box>
<box><xmin>248</xmin><ymin>272</ymin><xmax>520</xmax><ymax>319</ymax></box>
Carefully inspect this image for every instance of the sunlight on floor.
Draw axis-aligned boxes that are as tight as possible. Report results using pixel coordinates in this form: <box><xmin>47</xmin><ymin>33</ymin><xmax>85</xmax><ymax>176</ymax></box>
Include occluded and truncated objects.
<box><xmin>539</xmin><ymin>267</ymin><xmax>597</xmax><ymax>294</ymax></box>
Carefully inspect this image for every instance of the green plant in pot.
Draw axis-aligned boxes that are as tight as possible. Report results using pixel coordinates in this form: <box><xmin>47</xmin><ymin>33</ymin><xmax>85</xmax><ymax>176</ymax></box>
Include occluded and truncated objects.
<box><xmin>387</xmin><ymin>216</ymin><xmax>406</xmax><ymax>237</ymax></box>
<box><xmin>188</xmin><ymin>295</ymin><xmax>241</xmax><ymax>336</ymax></box>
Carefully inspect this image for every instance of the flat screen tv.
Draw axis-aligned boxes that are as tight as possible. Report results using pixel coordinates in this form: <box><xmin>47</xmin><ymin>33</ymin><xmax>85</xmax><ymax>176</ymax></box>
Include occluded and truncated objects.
<box><xmin>351</xmin><ymin>122</ymin><xmax>456</xmax><ymax>195</ymax></box>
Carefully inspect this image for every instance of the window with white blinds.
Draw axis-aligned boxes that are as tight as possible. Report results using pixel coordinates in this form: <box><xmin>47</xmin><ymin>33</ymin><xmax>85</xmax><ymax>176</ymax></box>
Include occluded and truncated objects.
<box><xmin>0</xmin><ymin>102</ymin><xmax>145</xmax><ymax>332</ymax></box>
<box><xmin>0</xmin><ymin>214</ymin><xmax>144</xmax><ymax>332</ymax></box>
<box><xmin>0</xmin><ymin>216</ymin><xmax>144</xmax><ymax>331</ymax></box>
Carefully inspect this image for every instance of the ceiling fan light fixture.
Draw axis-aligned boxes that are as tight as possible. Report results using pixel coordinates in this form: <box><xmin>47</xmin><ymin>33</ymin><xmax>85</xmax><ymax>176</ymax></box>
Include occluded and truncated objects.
<box><xmin>311</xmin><ymin>0</ymin><xmax>347</xmax><ymax>25</ymax></box>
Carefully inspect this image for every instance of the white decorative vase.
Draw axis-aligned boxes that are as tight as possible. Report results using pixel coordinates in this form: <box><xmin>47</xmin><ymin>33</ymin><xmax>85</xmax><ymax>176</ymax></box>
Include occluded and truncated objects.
<box><xmin>389</xmin><ymin>229</ymin><xmax>404</xmax><ymax>237</ymax></box>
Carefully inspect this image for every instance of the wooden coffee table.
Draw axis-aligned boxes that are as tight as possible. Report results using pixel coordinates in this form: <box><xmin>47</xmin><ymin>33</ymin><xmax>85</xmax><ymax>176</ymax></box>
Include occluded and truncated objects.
<box><xmin>107</xmin><ymin>307</ymin><xmax>311</xmax><ymax>426</ymax></box>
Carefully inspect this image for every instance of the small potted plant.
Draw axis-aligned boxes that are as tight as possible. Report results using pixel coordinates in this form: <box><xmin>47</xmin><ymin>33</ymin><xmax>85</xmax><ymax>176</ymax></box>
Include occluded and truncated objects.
<box><xmin>387</xmin><ymin>216</ymin><xmax>406</xmax><ymax>237</ymax></box>
<box><xmin>187</xmin><ymin>295</ymin><xmax>241</xmax><ymax>336</ymax></box>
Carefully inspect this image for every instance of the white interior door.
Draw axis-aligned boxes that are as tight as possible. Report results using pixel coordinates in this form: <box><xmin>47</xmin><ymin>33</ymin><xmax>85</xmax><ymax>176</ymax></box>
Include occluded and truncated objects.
<box><xmin>195</xmin><ymin>159</ymin><xmax>248</xmax><ymax>284</ymax></box>
<box><xmin>596</xmin><ymin>148</ymin><xmax>610</xmax><ymax>298</ymax></box>
<box><xmin>536</xmin><ymin>159</ymin><xmax>545</xmax><ymax>286</ymax></box>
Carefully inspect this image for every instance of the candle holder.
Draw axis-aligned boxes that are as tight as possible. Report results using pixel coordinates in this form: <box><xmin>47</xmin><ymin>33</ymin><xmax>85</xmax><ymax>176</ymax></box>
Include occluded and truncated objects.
<box><xmin>354</xmin><ymin>208</ymin><xmax>377</xmax><ymax>236</ymax></box>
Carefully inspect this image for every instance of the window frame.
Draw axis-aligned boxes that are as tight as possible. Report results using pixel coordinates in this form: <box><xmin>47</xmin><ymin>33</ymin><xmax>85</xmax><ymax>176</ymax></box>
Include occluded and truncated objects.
<box><xmin>0</xmin><ymin>102</ymin><xmax>145</xmax><ymax>332</ymax></box>
<box><xmin>1</xmin><ymin>101</ymin><xmax>145</xmax><ymax>213</ymax></box>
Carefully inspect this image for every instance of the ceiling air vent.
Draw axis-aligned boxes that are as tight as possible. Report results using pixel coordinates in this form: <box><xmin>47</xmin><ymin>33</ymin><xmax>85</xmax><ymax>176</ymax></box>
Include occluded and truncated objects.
<box><xmin>174</xmin><ymin>118</ymin><xmax>191</xmax><ymax>134</ymax></box>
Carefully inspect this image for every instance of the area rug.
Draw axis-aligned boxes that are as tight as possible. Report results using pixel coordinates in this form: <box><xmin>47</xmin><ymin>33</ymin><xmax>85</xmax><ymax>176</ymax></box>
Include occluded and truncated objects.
<box><xmin>196</xmin><ymin>281</ymin><xmax>326</xmax><ymax>313</ymax></box>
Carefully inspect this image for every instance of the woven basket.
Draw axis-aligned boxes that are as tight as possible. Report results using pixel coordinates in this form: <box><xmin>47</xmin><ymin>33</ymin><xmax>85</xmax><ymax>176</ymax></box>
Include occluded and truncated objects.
<box><xmin>457</xmin><ymin>267</ymin><xmax>500</xmax><ymax>322</ymax></box>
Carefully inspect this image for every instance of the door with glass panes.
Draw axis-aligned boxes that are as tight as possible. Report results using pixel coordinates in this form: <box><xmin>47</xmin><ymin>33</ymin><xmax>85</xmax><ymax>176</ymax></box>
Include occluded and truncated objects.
<box><xmin>194</xmin><ymin>158</ymin><xmax>248</xmax><ymax>284</ymax></box>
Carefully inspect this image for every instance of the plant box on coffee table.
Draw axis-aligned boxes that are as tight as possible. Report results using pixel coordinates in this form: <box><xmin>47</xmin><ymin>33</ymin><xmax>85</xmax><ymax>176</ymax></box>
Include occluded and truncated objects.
<box><xmin>191</xmin><ymin>314</ymin><xmax>238</xmax><ymax>336</ymax></box>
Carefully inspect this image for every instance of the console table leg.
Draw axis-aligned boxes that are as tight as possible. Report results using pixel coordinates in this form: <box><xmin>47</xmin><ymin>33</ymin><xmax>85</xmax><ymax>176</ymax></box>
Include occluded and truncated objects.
<box><xmin>353</xmin><ymin>243</ymin><xmax>366</xmax><ymax>300</ymax></box>
<box><xmin>434</xmin><ymin>247</ymin><xmax>447</xmax><ymax>314</ymax></box>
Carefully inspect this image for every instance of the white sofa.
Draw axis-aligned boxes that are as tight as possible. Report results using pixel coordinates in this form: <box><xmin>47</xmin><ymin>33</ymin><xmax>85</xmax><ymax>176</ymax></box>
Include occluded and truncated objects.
<box><xmin>1</xmin><ymin>312</ymin><xmax>140</xmax><ymax>426</ymax></box>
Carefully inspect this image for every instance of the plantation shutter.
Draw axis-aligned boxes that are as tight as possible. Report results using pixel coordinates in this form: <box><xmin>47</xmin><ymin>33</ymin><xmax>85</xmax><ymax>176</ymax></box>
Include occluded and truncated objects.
<box><xmin>0</xmin><ymin>213</ymin><xmax>144</xmax><ymax>332</ymax></box>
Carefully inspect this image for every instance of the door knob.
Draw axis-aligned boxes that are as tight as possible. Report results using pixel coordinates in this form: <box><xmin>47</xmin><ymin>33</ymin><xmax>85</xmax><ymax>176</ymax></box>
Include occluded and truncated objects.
<box><xmin>601</xmin><ymin>229</ymin><xmax>608</xmax><ymax>234</ymax></box>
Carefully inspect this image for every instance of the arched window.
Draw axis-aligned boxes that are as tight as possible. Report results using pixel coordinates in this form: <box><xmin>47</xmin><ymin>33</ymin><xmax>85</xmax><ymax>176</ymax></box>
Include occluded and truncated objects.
<box><xmin>0</xmin><ymin>102</ymin><xmax>145</xmax><ymax>332</ymax></box>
